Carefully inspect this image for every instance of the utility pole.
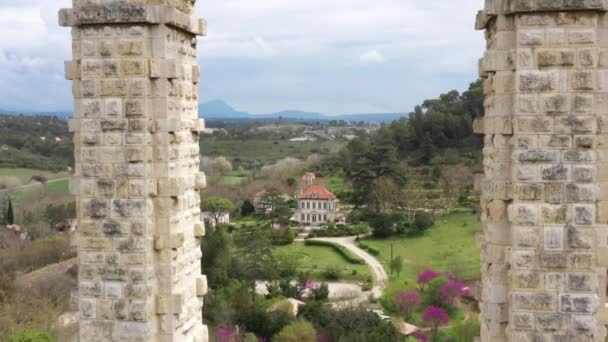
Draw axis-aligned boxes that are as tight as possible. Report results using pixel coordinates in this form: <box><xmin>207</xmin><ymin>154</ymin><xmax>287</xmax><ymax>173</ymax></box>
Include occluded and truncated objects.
<box><xmin>390</xmin><ymin>243</ymin><xmax>394</xmax><ymax>275</ymax></box>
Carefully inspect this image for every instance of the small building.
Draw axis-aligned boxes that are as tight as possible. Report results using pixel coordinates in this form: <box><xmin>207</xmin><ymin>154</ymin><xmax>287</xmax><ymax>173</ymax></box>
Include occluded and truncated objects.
<box><xmin>301</xmin><ymin>172</ymin><xmax>316</xmax><ymax>186</ymax></box>
<box><xmin>295</xmin><ymin>185</ymin><xmax>340</xmax><ymax>225</ymax></box>
<box><xmin>201</xmin><ymin>212</ymin><xmax>230</xmax><ymax>227</ymax></box>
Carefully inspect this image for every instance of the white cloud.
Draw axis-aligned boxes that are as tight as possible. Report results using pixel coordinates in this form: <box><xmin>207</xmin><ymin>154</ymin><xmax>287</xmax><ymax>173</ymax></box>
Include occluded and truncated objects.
<box><xmin>359</xmin><ymin>50</ymin><xmax>386</xmax><ymax>64</ymax></box>
<box><xmin>0</xmin><ymin>0</ymin><xmax>486</xmax><ymax>114</ymax></box>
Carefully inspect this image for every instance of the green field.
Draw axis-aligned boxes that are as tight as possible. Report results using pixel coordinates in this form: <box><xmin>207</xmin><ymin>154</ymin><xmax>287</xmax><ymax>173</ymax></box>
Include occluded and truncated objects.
<box><xmin>201</xmin><ymin>138</ymin><xmax>341</xmax><ymax>167</ymax></box>
<box><xmin>362</xmin><ymin>212</ymin><xmax>481</xmax><ymax>294</ymax></box>
<box><xmin>0</xmin><ymin>168</ymin><xmax>69</xmax><ymax>185</ymax></box>
<box><xmin>274</xmin><ymin>242</ymin><xmax>370</xmax><ymax>282</ymax></box>
<box><xmin>222</xmin><ymin>170</ymin><xmax>251</xmax><ymax>185</ymax></box>
<box><xmin>46</xmin><ymin>179</ymin><xmax>70</xmax><ymax>192</ymax></box>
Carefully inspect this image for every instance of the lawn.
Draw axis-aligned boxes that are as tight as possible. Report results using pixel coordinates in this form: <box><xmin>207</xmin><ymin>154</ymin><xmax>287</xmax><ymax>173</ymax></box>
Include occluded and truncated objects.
<box><xmin>46</xmin><ymin>179</ymin><xmax>70</xmax><ymax>192</ymax></box>
<box><xmin>0</xmin><ymin>168</ymin><xmax>69</xmax><ymax>185</ymax></box>
<box><xmin>274</xmin><ymin>242</ymin><xmax>370</xmax><ymax>282</ymax></box>
<box><xmin>222</xmin><ymin>170</ymin><xmax>251</xmax><ymax>185</ymax></box>
<box><xmin>361</xmin><ymin>212</ymin><xmax>481</xmax><ymax>294</ymax></box>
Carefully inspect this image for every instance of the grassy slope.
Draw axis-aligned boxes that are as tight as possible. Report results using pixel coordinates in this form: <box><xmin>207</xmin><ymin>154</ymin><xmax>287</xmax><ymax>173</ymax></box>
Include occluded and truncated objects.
<box><xmin>362</xmin><ymin>212</ymin><xmax>481</xmax><ymax>294</ymax></box>
<box><xmin>274</xmin><ymin>242</ymin><xmax>370</xmax><ymax>282</ymax></box>
<box><xmin>0</xmin><ymin>168</ymin><xmax>69</xmax><ymax>184</ymax></box>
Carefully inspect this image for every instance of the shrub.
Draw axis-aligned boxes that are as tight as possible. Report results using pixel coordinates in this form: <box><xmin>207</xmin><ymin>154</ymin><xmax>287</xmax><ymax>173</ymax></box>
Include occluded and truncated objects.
<box><xmin>369</xmin><ymin>213</ymin><xmax>402</xmax><ymax>238</ymax></box>
<box><xmin>322</xmin><ymin>266</ymin><xmax>341</xmax><ymax>281</ymax></box>
<box><xmin>349</xmin><ymin>209</ymin><xmax>368</xmax><ymax>224</ymax></box>
<box><xmin>311</xmin><ymin>282</ymin><xmax>330</xmax><ymax>301</ymax></box>
<box><xmin>414</xmin><ymin>212</ymin><xmax>434</xmax><ymax>231</ymax></box>
<box><xmin>274</xmin><ymin>321</ymin><xmax>317</xmax><ymax>342</ymax></box>
<box><xmin>272</xmin><ymin>228</ymin><xmax>296</xmax><ymax>246</ymax></box>
<box><xmin>304</xmin><ymin>240</ymin><xmax>364</xmax><ymax>264</ymax></box>
<box><xmin>8</xmin><ymin>330</ymin><xmax>53</xmax><ymax>342</ymax></box>
<box><xmin>239</xmin><ymin>307</ymin><xmax>294</xmax><ymax>339</ymax></box>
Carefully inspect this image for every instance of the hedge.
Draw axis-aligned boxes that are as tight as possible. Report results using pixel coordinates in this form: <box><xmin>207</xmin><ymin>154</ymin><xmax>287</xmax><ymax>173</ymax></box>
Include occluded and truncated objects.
<box><xmin>356</xmin><ymin>242</ymin><xmax>380</xmax><ymax>256</ymax></box>
<box><xmin>304</xmin><ymin>240</ymin><xmax>364</xmax><ymax>265</ymax></box>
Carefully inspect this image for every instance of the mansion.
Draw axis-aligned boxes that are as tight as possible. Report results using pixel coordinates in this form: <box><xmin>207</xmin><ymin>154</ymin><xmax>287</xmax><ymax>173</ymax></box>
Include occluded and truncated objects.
<box><xmin>296</xmin><ymin>184</ymin><xmax>340</xmax><ymax>225</ymax></box>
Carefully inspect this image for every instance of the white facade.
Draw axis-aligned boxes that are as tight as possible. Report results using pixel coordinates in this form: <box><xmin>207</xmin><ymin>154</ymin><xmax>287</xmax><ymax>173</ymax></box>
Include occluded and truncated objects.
<box><xmin>296</xmin><ymin>198</ymin><xmax>339</xmax><ymax>225</ymax></box>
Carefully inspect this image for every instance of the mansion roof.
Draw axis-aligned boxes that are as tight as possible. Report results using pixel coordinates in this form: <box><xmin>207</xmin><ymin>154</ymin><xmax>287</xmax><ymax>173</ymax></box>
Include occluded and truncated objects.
<box><xmin>299</xmin><ymin>185</ymin><xmax>337</xmax><ymax>200</ymax></box>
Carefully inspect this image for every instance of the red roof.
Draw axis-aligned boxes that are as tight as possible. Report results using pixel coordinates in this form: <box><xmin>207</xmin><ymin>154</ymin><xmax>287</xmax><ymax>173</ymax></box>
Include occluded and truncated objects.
<box><xmin>300</xmin><ymin>185</ymin><xmax>336</xmax><ymax>200</ymax></box>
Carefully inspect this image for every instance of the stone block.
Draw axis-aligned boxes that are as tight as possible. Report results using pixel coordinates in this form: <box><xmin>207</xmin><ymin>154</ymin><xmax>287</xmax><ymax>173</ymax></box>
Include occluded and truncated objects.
<box><xmin>512</xmin><ymin>271</ymin><xmax>542</xmax><ymax>289</ymax></box>
<box><xmin>541</xmin><ymin>252</ymin><xmax>569</xmax><ymax>269</ymax></box>
<box><xmin>544</xmin><ymin>226</ymin><xmax>564</xmax><ymax>250</ymax></box>
<box><xmin>519</xmin><ymin>30</ymin><xmax>545</xmax><ymax>46</ymax></box>
<box><xmin>567</xmin><ymin>226</ymin><xmax>595</xmax><ymax>249</ymax></box>
<box><xmin>559</xmin><ymin>293</ymin><xmax>599</xmax><ymax>314</ymax></box>
<box><xmin>519</xmin><ymin>71</ymin><xmax>559</xmax><ymax>92</ymax></box>
<box><xmin>512</xmin><ymin>250</ymin><xmax>537</xmax><ymax>269</ymax></box>
<box><xmin>513</xmin><ymin>227</ymin><xmax>540</xmax><ymax>249</ymax></box>
<box><xmin>567</xmin><ymin>272</ymin><xmax>596</xmax><ymax>292</ymax></box>
<box><xmin>570</xmin><ymin>252</ymin><xmax>594</xmax><ymax>270</ymax></box>
<box><xmin>537</xmin><ymin>50</ymin><xmax>574</xmax><ymax>66</ymax></box>
<box><xmin>569</xmin><ymin>30</ymin><xmax>596</xmax><ymax>45</ymax></box>
<box><xmin>565</xmin><ymin>183</ymin><xmax>597</xmax><ymax>202</ymax></box>
<box><xmin>509</xmin><ymin>204</ymin><xmax>538</xmax><ymax>225</ymax></box>
<box><xmin>196</xmin><ymin>276</ymin><xmax>208</xmax><ymax>297</ymax></box>
<box><xmin>542</xmin><ymin>94</ymin><xmax>570</xmax><ymax>114</ymax></box>
<box><xmin>513</xmin><ymin>311</ymin><xmax>535</xmax><ymax>330</ymax></box>
<box><xmin>512</xmin><ymin>292</ymin><xmax>556</xmax><ymax>311</ymax></box>
<box><xmin>571</xmin><ymin>70</ymin><xmax>595</xmax><ymax>91</ymax></box>
<box><xmin>574</xmin><ymin>205</ymin><xmax>594</xmax><ymax>225</ymax></box>
<box><xmin>541</xmin><ymin>164</ymin><xmax>569</xmax><ymax>181</ymax></box>
<box><xmin>194</xmin><ymin>222</ymin><xmax>205</xmax><ymax>238</ymax></box>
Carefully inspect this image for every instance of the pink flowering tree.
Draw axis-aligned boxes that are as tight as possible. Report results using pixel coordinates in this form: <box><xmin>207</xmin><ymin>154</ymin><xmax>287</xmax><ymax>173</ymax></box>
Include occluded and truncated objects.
<box><xmin>417</xmin><ymin>269</ymin><xmax>439</xmax><ymax>292</ymax></box>
<box><xmin>412</xmin><ymin>331</ymin><xmax>429</xmax><ymax>342</ymax></box>
<box><xmin>422</xmin><ymin>306</ymin><xmax>449</xmax><ymax>341</ymax></box>
<box><xmin>438</xmin><ymin>279</ymin><xmax>467</xmax><ymax>307</ymax></box>
<box><xmin>394</xmin><ymin>291</ymin><xmax>422</xmax><ymax>319</ymax></box>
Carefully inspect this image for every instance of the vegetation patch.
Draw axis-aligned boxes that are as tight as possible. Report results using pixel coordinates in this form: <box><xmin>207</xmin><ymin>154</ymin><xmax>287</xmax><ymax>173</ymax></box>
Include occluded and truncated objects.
<box><xmin>303</xmin><ymin>240</ymin><xmax>364</xmax><ymax>265</ymax></box>
<box><xmin>274</xmin><ymin>242</ymin><xmax>369</xmax><ymax>281</ymax></box>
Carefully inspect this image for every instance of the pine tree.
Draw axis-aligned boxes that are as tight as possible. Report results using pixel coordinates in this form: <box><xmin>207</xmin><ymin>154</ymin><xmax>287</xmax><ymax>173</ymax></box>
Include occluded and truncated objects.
<box><xmin>6</xmin><ymin>199</ymin><xmax>14</xmax><ymax>225</ymax></box>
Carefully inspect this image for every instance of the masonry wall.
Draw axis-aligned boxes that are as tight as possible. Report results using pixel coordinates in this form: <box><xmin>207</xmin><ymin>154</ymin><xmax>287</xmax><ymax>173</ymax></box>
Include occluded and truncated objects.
<box><xmin>59</xmin><ymin>1</ymin><xmax>208</xmax><ymax>341</ymax></box>
<box><xmin>475</xmin><ymin>0</ymin><xmax>608</xmax><ymax>341</ymax></box>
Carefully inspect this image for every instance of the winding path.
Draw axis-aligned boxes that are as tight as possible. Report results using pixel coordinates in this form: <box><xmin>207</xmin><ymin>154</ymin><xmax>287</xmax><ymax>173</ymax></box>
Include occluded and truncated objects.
<box><xmin>310</xmin><ymin>236</ymin><xmax>388</xmax><ymax>299</ymax></box>
<box><xmin>0</xmin><ymin>177</ymin><xmax>69</xmax><ymax>193</ymax></box>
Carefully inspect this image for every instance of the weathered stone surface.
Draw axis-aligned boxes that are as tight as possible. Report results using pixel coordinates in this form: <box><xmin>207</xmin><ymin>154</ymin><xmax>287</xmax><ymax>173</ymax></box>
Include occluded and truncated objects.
<box><xmin>61</xmin><ymin>1</ymin><xmax>208</xmax><ymax>341</ymax></box>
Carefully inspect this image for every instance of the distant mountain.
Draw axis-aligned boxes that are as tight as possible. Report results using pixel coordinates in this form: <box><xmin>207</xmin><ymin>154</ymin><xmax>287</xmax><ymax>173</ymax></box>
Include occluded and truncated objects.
<box><xmin>199</xmin><ymin>100</ymin><xmax>405</xmax><ymax>124</ymax></box>
<box><xmin>200</xmin><ymin>100</ymin><xmax>250</xmax><ymax>118</ymax></box>
<box><xmin>1</xmin><ymin>100</ymin><xmax>405</xmax><ymax>124</ymax></box>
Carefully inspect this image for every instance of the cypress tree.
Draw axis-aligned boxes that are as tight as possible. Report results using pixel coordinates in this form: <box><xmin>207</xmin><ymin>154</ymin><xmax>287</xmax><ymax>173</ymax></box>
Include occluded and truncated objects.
<box><xmin>6</xmin><ymin>199</ymin><xmax>14</xmax><ymax>225</ymax></box>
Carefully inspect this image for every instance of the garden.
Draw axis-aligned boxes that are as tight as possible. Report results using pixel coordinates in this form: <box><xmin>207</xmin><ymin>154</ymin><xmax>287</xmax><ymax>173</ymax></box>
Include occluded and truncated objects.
<box><xmin>273</xmin><ymin>241</ymin><xmax>371</xmax><ymax>283</ymax></box>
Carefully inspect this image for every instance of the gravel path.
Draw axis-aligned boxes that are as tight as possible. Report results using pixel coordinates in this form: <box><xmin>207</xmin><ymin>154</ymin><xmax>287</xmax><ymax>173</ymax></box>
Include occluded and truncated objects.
<box><xmin>311</xmin><ymin>236</ymin><xmax>389</xmax><ymax>299</ymax></box>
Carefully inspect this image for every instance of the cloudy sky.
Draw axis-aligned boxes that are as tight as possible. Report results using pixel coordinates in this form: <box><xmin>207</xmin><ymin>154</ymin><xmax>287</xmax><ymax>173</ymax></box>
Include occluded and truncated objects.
<box><xmin>0</xmin><ymin>0</ymin><xmax>485</xmax><ymax>115</ymax></box>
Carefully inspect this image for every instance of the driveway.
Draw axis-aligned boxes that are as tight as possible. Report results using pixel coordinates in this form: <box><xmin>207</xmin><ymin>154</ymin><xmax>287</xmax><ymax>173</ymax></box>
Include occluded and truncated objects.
<box><xmin>311</xmin><ymin>236</ymin><xmax>388</xmax><ymax>299</ymax></box>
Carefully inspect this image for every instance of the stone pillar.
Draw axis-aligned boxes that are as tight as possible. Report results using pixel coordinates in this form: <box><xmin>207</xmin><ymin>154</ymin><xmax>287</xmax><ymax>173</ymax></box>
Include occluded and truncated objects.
<box><xmin>59</xmin><ymin>1</ymin><xmax>208</xmax><ymax>341</ymax></box>
<box><xmin>475</xmin><ymin>0</ymin><xmax>608</xmax><ymax>341</ymax></box>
